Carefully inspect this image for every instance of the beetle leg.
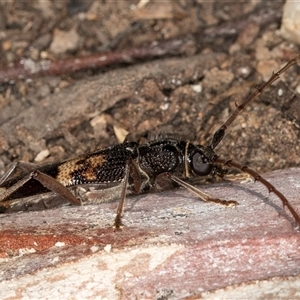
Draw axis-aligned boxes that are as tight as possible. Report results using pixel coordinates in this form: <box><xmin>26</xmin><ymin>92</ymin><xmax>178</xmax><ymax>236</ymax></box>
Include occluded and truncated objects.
<box><xmin>0</xmin><ymin>161</ymin><xmax>38</xmax><ymax>185</ymax></box>
<box><xmin>114</xmin><ymin>158</ymin><xmax>142</xmax><ymax>230</ymax></box>
<box><xmin>114</xmin><ymin>163</ymin><xmax>130</xmax><ymax>230</ymax></box>
<box><xmin>164</xmin><ymin>172</ymin><xmax>238</xmax><ymax>207</ymax></box>
<box><xmin>0</xmin><ymin>169</ymin><xmax>80</xmax><ymax>206</ymax></box>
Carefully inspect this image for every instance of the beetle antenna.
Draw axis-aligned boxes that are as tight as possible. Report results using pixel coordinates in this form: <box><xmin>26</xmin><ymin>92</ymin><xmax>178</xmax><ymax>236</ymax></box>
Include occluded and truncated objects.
<box><xmin>210</xmin><ymin>54</ymin><xmax>300</xmax><ymax>150</ymax></box>
<box><xmin>216</xmin><ymin>158</ymin><xmax>300</xmax><ymax>229</ymax></box>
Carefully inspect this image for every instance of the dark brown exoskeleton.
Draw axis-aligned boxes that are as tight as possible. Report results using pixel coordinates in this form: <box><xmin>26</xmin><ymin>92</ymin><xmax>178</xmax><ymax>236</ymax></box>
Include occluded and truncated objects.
<box><xmin>1</xmin><ymin>55</ymin><xmax>300</xmax><ymax>230</ymax></box>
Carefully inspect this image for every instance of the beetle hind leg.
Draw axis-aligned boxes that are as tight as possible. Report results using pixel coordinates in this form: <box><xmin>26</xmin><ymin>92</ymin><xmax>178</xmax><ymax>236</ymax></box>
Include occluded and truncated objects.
<box><xmin>0</xmin><ymin>161</ymin><xmax>38</xmax><ymax>185</ymax></box>
<box><xmin>0</xmin><ymin>168</ymin><xmax>81</xmax><ymax>206</ymax></box>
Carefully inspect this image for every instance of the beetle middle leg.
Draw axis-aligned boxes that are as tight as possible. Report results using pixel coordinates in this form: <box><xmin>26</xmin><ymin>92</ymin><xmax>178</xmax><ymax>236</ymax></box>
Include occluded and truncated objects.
<box><xmin>114</xmin><ymin>158</ymin><xmax>142</xmax><ymax>230</ymax></box>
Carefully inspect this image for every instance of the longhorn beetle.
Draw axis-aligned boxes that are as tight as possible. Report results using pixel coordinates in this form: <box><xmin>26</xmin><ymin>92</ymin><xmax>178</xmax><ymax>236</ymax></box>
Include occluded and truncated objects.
<box><xmin>0</xmin><ymin>55</ymin><xmax>300</xmax><ymax>230</ymax></box>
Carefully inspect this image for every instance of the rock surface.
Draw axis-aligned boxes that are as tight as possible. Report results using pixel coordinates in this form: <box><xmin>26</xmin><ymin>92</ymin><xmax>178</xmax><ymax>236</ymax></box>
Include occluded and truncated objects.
<box><xmin>281</xmin><ymin>0</ymin><xmax>300</xmax><ymax>44</ymax></box>
<box><xmin>1</xmin><ymin>168</ymin><xmax>300</xmax><ymax>299</ymax></box>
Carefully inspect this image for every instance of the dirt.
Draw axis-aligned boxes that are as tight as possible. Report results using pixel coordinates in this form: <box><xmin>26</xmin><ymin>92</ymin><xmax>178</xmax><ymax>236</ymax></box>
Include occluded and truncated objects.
<box><xmin>0</xmin><ymin>0</ymin><xmax>300</xmax><ymax>178</ymax></box>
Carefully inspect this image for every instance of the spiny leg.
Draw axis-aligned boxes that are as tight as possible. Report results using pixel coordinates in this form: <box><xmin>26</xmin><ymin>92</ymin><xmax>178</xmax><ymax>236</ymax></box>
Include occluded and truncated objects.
<box><xmin>164</xmin><ymin>172</ymin><xmax>237</xmax><ymax>207</ymax></box>
<box><xmin>216</xmin><ymin>158</ymin><xmax>300</xmax><ymax>228</ymax></box>
<box><xmin>0</xmin><ymin>170</ymin><xmax>80</xmax><ymax>206</ymax></box>
<box><xmin>210</xmin><ymin>54</ymin><xmax>300</xmax><ymax>149</ymax></box>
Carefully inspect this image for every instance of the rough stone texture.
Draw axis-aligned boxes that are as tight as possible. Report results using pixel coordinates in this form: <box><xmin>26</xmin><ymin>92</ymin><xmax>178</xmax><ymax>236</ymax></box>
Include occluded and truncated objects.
<box><xmin>281</xmin><ymin>0</ymin><xmax>300</xmax><ymax>44</ymax></box>
<box><xmin>0</xmin><ymin>168</ymin><xmax>300</xmax><ymax>299</ymax></box>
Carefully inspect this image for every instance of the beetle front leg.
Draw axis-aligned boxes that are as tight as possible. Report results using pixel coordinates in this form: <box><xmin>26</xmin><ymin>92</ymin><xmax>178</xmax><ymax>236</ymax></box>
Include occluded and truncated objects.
<box><xmin>164</xmin><ymin>172</ymin><xmax>238</xmax><ymax>207</ymax></box>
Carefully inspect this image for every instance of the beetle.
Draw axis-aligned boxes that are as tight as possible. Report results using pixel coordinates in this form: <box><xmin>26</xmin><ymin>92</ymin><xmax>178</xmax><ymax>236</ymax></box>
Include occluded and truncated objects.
<box><xmin>1</xmin><ymin>55</ymin><xmax>300</xmax><ymax>230</ymax></box>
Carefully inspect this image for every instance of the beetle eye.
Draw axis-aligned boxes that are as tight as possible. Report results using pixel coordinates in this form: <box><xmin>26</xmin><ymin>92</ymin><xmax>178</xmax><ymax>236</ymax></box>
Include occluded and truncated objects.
<box><xmin>191</xmin><ymin>152</ymin><xmax>213</xmax><ymax>176</ymax></box>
